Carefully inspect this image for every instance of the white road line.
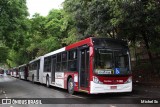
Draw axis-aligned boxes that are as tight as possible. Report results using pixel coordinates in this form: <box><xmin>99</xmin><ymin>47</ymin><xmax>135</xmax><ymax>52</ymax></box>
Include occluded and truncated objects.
<box><xmin>109</xmin><ymin>105</ymin><xmax>117</xmax><ymax>107</ymax></box>
<box><xmin>71</xmin><ymin>95</ymin><xmax>86</xmax><ymax>99</ymax></box>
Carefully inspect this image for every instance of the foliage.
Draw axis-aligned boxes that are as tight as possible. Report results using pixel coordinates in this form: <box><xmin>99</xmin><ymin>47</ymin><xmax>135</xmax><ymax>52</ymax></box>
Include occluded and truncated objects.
<box><xmin>0</xmin><ymin>0</ymin><xmax>160</xmax><ymax>69</ymax></box>
<box><xmin>0</xmin><ymin>46</ymin><xmax>8</xmax><ymax>63</ymax></box>
<box><xmin>63</xmin><ymin>0</ymin><xmax>121</xmax><ymax>39</ymax></box>
<box><xmin>0</xmin><ymin>0</ymin><xmax>29</xmax><ymax>66</ymax></box>
<box><xmin>63</xmin><ymin>0</ymin><xmax>160</xmax><ymax>70</ymax></box>
<box><xmin>26</xmin><ymin>10</ymin><xmax>68</xmax><ymax>58</ymax></box>
<box><xmin>0</xmin><ymin>0</ymin><xmax>29</xmax><ymax>49</ymax></box>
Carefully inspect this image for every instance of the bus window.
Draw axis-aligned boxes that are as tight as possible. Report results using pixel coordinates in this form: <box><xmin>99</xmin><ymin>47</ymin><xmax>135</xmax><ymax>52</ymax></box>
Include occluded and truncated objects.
<box><xmin>114</xmin><ymin>50</ymin><xmax>130</xmax><ymax>74</ymax></box>
<box><xmin>95</xmin><ymin>49</ymin><xmax>113</xmax><ymax>69</ymax></box>
<box><xmin>68</xmin><ymin>49</ymin><xmax>77</xmax><ymax>60</ymax></box>
<box><xmin>44</xmin><ymin>57</ymin><xmax>51</xmax><ymax>72</ymax></box>
<box><xmin>57</xmin><ymin>53</ymin><xmax>61</xmax><ymax>62</ymax></box>
<box><xmin>62</xmin><ymin>52</ymin><xmax>67</xmax><ymax>61</ymax></box>
<box><xmin>56</xmin><ymin>53</ymin><xmax>62</xmax><ymax>72</ymax></box>
<box><xmin>62</xmin><ymin>52</ymin><xmax>67</xmax><ymax>71</ymax></box>
<box><xmin>68</xmin><ymin>49</ymin><xmax>77</xmax><ymax>71</ymax></box>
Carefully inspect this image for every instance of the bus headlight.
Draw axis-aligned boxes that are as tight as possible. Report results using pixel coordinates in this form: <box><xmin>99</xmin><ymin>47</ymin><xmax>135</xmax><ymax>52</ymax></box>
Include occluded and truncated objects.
<box><xmin>93</xmin><ymin>76</ymin><xmax>103</xmax><ymax>84</ymax></box>
<box><xmin>125</xmin><ymin>77</ymin><xmax>132</xmax><ymax>84</ymax></box>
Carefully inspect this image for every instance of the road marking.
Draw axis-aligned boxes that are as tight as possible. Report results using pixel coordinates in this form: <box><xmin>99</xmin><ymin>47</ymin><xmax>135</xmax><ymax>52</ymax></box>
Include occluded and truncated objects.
<box><xmin>71</xmin><ymin>95</ymin><xmax>86</xmax><ymax>99</ymax></box>
<box><xmin>10</xmin><ymin>106</ymin><xmax>13</xmax><ymax>107</ymax></box>
<box><xmin>109</xmin><ymin>105</ymin><xmax>116</xmax><ymax>107</ymax></box>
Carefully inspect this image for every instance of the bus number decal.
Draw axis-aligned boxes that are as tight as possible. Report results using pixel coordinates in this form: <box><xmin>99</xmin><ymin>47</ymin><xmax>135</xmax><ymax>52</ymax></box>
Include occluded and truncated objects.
<box><xmin>55</xmin><ymin>72</ymin><xmax>64</xmax><ymax>78</ymax></box>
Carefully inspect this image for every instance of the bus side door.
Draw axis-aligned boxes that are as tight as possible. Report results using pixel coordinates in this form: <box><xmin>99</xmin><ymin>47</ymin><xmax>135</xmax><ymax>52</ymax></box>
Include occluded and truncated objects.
<box><xmin>79</xmin><ymin>46</ymin><xmax>90</xmax><ymax>89</ymax></box>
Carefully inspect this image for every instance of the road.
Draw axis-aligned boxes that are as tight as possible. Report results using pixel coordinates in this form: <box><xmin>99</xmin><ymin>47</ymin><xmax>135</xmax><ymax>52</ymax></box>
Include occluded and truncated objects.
<box><xmin>0</xmin><ymin>75</ymin><xmax>159</xmax><ymax>107</ymax></box>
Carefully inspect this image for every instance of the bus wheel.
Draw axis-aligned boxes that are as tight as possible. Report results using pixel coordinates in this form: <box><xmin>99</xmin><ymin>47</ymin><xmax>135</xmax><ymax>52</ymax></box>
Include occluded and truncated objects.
<box><xmin>32</xmin><ymin>75</ymin><xmax>34</xmax><ymax>83</ymax></box>
<box><xmin>68</xmin><ymin>78</ymin><xmax>74</xmax><ymax>94</ymax></box>
<box><xmin>46</xmin><ymin>76</ymin><xmax>50</xmax><ymax>88</ymax></box>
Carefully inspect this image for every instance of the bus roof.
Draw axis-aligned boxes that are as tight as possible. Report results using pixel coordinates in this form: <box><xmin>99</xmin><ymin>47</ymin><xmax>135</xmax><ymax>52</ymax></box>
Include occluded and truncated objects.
<box><xmin>18</xmin><ymin>64</ymin><xmax>27</xmax><ymax>68</ymax></box>
<box><xmin>29</xmin><ymin>56</ymin><xmax>43</xmax><ymax>64</ymax></box>
<box><xmin>66</xmin><ymin>37</ymin><xmax>92</xmax><ymax>50</ymax></box>
<box><xmin>42</xmin><ymin>37</ymin><xmax>128</xmax><ymax>59</ymax></box>
<box><xmin>43</xmin><ymin>47</ymin><xmax>65</xmax><ymax>58</ymax></box>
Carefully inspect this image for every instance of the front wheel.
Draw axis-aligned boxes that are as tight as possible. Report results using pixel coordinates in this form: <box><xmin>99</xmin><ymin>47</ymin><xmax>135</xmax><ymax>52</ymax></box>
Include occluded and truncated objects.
<box><xmin>68</xmin><ymin>78</ymin><xmax>74</xmax><ymax>94</ymax></box>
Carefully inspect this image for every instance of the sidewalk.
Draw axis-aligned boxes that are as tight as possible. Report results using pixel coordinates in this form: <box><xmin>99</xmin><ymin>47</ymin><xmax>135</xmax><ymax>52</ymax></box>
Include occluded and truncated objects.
<box><xmin>133</xmin><ymin>84</ymin><xmax>160</xmax><ymax>98</ymax></box>
<box><xmin>133</xmin><ymin>82</ymin><xmax>160</xmax><ymax>87</ymax></box>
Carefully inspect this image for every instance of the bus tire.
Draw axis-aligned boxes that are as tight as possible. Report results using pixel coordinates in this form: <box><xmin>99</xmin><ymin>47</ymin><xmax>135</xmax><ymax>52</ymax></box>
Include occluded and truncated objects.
<box><xmin>68</xmin><ymin>78</ymin><xmax>74</xmax><ymax>94</ymax></box>
<box><xmin>46</xmin><ymin>76</ymin><xmax>50</xmax><ymax>88</ymax></box>
<box><xmin>32</xmin><ymin>75</ymin><xmax>34</xmax><ymax>83</ymax></box>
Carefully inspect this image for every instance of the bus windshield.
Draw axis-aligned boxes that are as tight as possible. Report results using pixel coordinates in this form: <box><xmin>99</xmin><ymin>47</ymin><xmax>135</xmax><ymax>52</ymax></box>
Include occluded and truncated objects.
<box><xmin>94</xmin><ymin>48</ymin><xmax>130</xmax><ymax>75</ymax></box>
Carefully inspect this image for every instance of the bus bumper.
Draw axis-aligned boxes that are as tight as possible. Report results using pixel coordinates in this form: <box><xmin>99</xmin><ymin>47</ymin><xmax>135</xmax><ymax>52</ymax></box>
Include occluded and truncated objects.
<box><xmin>90</xmin><ymin>81</ymin><xmax>132</xmax><ymax>94</ymax></box>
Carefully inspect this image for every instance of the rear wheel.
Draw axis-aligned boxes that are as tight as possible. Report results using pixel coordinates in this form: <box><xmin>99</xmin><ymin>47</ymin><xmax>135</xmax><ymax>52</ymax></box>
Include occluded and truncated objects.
<box><xmin>68</xmin><ymin>78</ymin><xmax>74</xmax><ymax>94</ymax></box>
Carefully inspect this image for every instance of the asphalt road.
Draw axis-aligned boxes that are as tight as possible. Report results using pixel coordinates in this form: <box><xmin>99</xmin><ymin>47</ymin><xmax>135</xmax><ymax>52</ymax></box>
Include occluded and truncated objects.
<box><xmin>0</xmin><ymin>74</ymin><xmax>159</xmax><ymax>107</ymax></box>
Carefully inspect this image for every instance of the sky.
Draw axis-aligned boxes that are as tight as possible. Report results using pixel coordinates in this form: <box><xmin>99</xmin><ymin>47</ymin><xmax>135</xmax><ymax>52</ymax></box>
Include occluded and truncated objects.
<box><xmin>26</xmin><ymin>0</ymin><xmax>65</xmax><ymax>17</ymax></box>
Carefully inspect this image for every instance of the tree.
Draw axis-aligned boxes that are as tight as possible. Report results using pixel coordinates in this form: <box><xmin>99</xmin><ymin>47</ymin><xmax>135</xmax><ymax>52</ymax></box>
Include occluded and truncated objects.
<box><xmin>26</xmin><ymin>9</ymin><xmax>68</xmax><ymax>58</ymax></box>
<box><xmin>63</xmin><ymin>0</ymin><xmax>119</xmax><ymax>39</ymax></box>
<box><xmin>0</xmin><ymin>0</ymin><xmax>29</xmax><ymax>66</ymax></box>
<box><xmin>0</xmin><ymin>0</ymin><xmax>28</xmax><ymax>49</ymax></box>
<box><xmin>63</xmin><ymin>0</ymin><xmax>160</xmax><ymax>70</ymax></box>
<box><xmin>0</xmin><ymin>46</ymin><xmax>8</xmax><ymax>63</ymax></box>
<box><xmin>113</xmin><ymin>0</ymin><xmax>160</xmax><ymax>70</ymax></box>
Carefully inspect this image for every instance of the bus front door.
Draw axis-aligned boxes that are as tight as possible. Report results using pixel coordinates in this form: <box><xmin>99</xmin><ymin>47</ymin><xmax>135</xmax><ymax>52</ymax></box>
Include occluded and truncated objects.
<box><xmin>79</xmin><ymin>47</ymin><xmax>89</xmax><ymax>90</ymax></box>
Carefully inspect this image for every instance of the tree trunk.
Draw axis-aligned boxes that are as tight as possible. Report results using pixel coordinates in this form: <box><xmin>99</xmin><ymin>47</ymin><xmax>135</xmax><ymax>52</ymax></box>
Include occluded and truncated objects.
<box><xmin>142</xmin><ymin>33</ymin><xmax>155</xmax><ymax>82</ymax></box>
<box><xmin>133</xmin><ymin>41</ymin><xmax>137</xmax><ymax>65</ymax></box>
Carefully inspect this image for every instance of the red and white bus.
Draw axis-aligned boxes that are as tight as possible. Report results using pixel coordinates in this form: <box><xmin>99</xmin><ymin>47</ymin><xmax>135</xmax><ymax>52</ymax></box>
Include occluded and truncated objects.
<box><xmin>40</xmin><ymin>37</ymin><xmax>132</xmax><ymax>94</ymax></box>
<box><xmin>0</xmin><ymin>68</ymin><xmax>4</xmax><ymax>76</ymax></box>
<box><xmin>19</xmin><ymin>64</ymin><xmax>29</xmax><ymax>80</ymax></box>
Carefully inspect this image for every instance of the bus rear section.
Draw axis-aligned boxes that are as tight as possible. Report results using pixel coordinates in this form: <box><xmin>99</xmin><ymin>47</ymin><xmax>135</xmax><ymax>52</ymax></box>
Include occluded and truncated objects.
<box><xmin>28</xmin><ymin>57</ymin><xmax>43</xmax><ymax>83</ymax></box>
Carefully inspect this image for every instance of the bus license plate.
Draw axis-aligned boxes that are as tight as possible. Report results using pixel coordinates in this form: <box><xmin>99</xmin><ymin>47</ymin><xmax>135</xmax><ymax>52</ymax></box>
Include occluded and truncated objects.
<box><xmin>111</xmin><ymin>86</ymin><xmax>117</xmax><ymax>89</ymax></box>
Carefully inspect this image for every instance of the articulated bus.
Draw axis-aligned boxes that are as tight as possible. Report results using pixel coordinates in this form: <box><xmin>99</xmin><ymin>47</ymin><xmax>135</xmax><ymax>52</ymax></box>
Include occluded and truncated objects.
<box><xmin>25</xmin><ymin>38</ymin><xmax>132</xmax><ymax>94</ymax></box>
<box><xmin>18</xmin><ymin>64</ymin><xmax>29</xmax><ymax>80</ymax></box>
<box><xmin>26</xmin><ymin>37</ymin><xmax>132</xmax><ymax>94</ymax></box>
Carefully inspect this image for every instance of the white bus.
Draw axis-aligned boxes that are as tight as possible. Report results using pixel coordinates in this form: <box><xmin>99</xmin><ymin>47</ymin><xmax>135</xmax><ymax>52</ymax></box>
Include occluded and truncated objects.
<box><xmin>12</xmin><ymin>67</ymin><xmax>19</xmax><ymax>78</ymax></box>
<box><xmin>28</xmin><ymin>56</ymin><xmax>44</xmax><ymax>83</ymax></box>
<box><xmin>42</xmin><ymin>48</ymin><xmax>65</xmax><ymax>88</ymax></box>
<box><xmin>18</xmin><ymin>64</ymin><xmax>28</xmax><ymax>80</ymax></box>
